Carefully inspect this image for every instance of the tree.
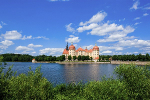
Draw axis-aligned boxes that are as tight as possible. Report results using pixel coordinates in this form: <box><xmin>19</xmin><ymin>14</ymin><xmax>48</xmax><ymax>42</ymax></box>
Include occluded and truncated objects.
<box><xmin>146</xmin><ymin>53</ymin><xmax>150</xmax><ymax>61</ymax></box>
<box><xmin>138</xmin><ymin>53</ymin><xmax>143</xmax><ymax>61</ymax></box>
<box><xmin>0</xmin><ymin>55</ymin><xmax>3</xmax><ymax>62</ymax></box>
<box><xmin>68</xmin><ymin>55</ymin><xmax>72</xmax><ymax>61</ymax></box>
<box><xmin>82</xmin><ymin>56</ymin><xmax>85</xmax><ymax>61</ymax></box>
<box><xmin>85</xmin><ymin>56</ymin><xmax>90</xmax><ymax>60</ymax></box>
<box><xmin>131</xmin><ymin>54</ymin><xmax>136</xmax><ymax>61</ymax></box>
<box><xmin>112</xmin><ymin>55</ymin><xmax>117</xmax><ymax>60</ymax></box>
<box><xmin>90</xmin><ymin>57</ymin><xmax>93</xmax><ymax>61</ymax></box>
<box><xmin>62</xmin><ymin>55</ymin><xmax>65</xmax><ymax>61</ymax></box>
<box><xmin>73</xmin><ymin>56</ymin><xmax>76</xmax><ymax>61</ymax></box>
<box><xmin>77</xmin><ymin>55</ymin><xmax>81</xmax><ymax>61</ymax></box>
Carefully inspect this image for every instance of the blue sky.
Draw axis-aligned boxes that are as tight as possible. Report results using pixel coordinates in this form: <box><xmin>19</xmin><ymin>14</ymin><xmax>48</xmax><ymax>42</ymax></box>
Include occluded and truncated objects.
<box><xmin>0</xmin><ymin>0</ymin><xmax>150</xmax><ymax>56</ymax></box>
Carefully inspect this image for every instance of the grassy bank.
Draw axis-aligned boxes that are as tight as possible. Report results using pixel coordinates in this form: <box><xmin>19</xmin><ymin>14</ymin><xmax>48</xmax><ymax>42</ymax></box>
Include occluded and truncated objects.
<box><xmin>1</xmin><ymin>63</ymin><xmax>150</xmax><ymax>99</ymax></box>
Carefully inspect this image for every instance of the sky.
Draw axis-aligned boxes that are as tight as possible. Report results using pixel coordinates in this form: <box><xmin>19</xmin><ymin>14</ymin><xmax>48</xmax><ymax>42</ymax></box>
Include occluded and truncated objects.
<box><xmin>0</xmin><ymin>0</ymin><xmax>150</xmax><ymax>56</ymax></box>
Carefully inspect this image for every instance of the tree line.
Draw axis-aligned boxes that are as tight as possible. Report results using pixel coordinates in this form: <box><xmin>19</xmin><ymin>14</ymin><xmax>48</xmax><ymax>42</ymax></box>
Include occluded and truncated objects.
<box><xmin>112</xmin><ymin>53</ymin><xmax>150</xmax><ymax>61</ymax></box>
<box><xmin>0</xmin><ymin>53</ymin><xmax>33</xmax><ymax>62</ymax></box>
<box><xmin>0</xmin><ymin>53</ymin><xmax>150</xmax><ymax>62</ymax></box>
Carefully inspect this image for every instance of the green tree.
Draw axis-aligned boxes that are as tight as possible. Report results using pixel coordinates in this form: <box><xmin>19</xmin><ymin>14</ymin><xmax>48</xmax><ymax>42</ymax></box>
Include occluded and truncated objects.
<box><xmin>115</xmin><ymin>64</ymin><xmax>150</xmax><ymax>99</ymax></box>
<box><xmin>62</xmin><ymin>55</ymin><xmax>65</xmax><ymax>61</ymax></box>
<box><xmin>112</xmin><ymin>55</ymin><xmax>117</xmax><ymax>60</ymax></box>
<box><xmin>90</xmin><ymin>57</ymin><xmax>93</xmax><ymax>61</ymax></box>
<box><xmin>12</xmin><ymin>56</ymin><xmax>18</xmax><ymax>62</ymax></box>
<box><xmin>68</xmin><ymin>55</ymin><xmax>72</xmax><ymax>61</ymax></box>
<box><xmin>73</xmin><ymin>56</ymin><xmax>76</xmax><ymax>61</ymax></box>
<box><xmin>77</xmin><ymin>55</ymin><xmax>81</xmax><ymax>61</ymax></box>
<box><xmin>146</xmin><ymin>53</ymin><xmax>150</xmax><ymax>61</ymax></box>
<box><xmin>85</xmin><ymin>56</ymin><xmax>90</xmax><ymax>60</ymax></box>
<box><xmin>138</xmin><ymin>53</ymin><xmax>143</xmax><ymax>61</ymax></box>
<box><xmin>131</xmin><ymin>54</ymin><xmax>136</xmax><ymax>61</ymax></box>
<box><xmin>81</xmin><ymin>56</ymin><xmax>85</xmax><ymax>61</ymax></box>
<box><xmin>0</xmin><ymin>55</ymin><xmax>3</xmax><ymax>62</ymax></box>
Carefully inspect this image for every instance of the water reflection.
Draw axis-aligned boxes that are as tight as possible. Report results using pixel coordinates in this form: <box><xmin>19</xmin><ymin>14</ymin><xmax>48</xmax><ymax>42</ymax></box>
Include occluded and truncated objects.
<box><xmin>62</xmin><ymin>64</ymin><xmax>117</xmax><ymax>84</ymax></box>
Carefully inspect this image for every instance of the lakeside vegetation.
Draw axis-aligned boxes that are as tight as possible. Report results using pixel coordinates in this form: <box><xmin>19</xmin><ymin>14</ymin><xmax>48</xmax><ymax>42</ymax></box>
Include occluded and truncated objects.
<box><xmin>1</xmin><ymin>62</ymin><xmax>150</xmax><ymax>99</ymax></box>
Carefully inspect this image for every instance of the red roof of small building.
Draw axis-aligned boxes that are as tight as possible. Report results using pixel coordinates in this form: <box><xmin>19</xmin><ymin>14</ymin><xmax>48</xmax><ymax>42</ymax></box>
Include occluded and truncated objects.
<box><xmin>94</xmin><ymin>57</ymin><xmax>99</xmax><ymax>60</ymax></box>
<box><xmin>69</xmin><ymin>44</ymin><xmax>75</xmax><ymax>50</ymax></box>
<box><xmin>63</xmin><ymin>49</ymin><xmax>69</xmax><ymax>54</ymax></box>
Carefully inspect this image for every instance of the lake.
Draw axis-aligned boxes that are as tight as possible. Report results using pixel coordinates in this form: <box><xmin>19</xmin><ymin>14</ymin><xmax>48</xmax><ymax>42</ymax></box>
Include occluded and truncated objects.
<box><xmin>2</xmin><ymin>62</ymin><xmax>119</xmax><ymax>85</ymax></box>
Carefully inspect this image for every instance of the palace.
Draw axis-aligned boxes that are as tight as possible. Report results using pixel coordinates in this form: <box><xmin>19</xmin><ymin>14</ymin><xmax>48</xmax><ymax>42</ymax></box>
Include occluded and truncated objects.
<box><xmin>62</xmin><ymin>43</ymin><xmax>99</xmax><ymax>60</ymax></box>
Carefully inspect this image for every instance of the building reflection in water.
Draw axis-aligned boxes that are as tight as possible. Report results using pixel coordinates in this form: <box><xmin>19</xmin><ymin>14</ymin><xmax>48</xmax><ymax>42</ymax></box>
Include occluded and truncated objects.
<box><xmin>62</xmin><ymin>64</ymin><xmax>101</xmax><ymax>84</ymax></box>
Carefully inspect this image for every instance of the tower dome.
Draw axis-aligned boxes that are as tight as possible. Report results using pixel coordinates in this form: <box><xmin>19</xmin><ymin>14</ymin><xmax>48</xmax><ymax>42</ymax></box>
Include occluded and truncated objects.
<box><xmin>69</xmin><ymin>44</ymin><xmax>75</xmax><ymax>50</ymax></box>
<box><xmin>93</xmin><ymin>43</ymin><xmax>99</xmax><ymax>50</ymax></box>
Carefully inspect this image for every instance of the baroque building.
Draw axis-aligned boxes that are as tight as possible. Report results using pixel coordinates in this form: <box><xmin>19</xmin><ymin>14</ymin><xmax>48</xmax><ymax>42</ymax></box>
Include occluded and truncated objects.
<box><xmin>62</xmin><ymin>43</ymin><xmax>99</xmax><ymax>60</ymax></box>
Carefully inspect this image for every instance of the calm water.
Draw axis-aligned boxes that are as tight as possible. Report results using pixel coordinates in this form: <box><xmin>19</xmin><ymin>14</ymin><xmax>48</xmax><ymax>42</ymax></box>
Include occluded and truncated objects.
<box><xmin>3</xmin><ymin>62</ymin><xmax>119</xmax><ymax>85</ymax></box>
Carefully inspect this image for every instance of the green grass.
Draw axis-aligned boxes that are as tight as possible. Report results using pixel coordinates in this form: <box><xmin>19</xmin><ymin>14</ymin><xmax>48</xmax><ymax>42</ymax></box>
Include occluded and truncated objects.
<box><xmin>1</xmin><ymin>62</ymin><xmax>150</xmax><ymax>99</ymax></box>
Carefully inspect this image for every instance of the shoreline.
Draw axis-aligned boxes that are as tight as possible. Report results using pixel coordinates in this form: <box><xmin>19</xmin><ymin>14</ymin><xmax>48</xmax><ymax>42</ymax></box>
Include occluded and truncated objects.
<box><xmin>111</xmin><ymin>61</ymin><xmax>150</xmax><ymax>65</ymax></box>
<box><xmin>56</xmin><ymin>61</ymin><xmax>110</xmax><ymax>64</ymax></box>
<box><xmin>32</xmin><ymin>61</ymin><xmax>150</xmax><ymax>65</ymax></box>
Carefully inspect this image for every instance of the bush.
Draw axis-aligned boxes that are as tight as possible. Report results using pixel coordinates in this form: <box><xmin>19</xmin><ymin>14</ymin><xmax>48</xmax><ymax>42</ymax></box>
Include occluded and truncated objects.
<box><xmin>83</xmin><ymin>78</ymin><xmax>128</xmax><ymax>100</ymax></box>
<box><xmin>0</xmin><ymin>64</ymin><xmax>54</xmax><ymax>99</ymax></box>
<box><xmin>114</xmin><ymin>64</ymin><xmax>150</xmax><ymax>99</ymax></box>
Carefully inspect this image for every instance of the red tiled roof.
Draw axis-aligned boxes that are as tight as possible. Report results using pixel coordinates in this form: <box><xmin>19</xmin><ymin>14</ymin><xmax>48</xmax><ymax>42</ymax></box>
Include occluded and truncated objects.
<box><xmin>77</xmin><ymin>47</ymin><xmax>85</xmax><ymax>51</ymax></box>
<box><xmin>63</xmin><ymin>49</ymin><xmax>69</xmax><ymax>54</ymax></box>
<box><xmin>85</xmin><ymin>49</ymin><xmax>88</xmax><ymax>52</ymax></box>
<box><xmin>94</xmin><ymin>57</ymin><xmax>99</xmax><ymax>60</ymax></box>
<box><xmin>69</xmin><ymin>44</ymin><xmax>75</xmax><ymax>50</ymax></box>
<box><xmin>93</xmin><ymin>46</ymin><xmax>99</xmax><ymax>50</ymax></box>
<box><xmin>88</xmin><ymin>49</ymin><xmax>93</xmax><ymax>53</ymax></box>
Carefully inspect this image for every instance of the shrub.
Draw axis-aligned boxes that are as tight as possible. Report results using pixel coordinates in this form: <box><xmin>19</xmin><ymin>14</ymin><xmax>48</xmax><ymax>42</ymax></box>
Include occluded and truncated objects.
<box><xmin>83</xmin><ymin>78</ymin><xmax>128</xmax><ymax>100</ymax></box>
<box><xmin>114</xmin><ymin>64</ymin><xmax>150</xmax><ymax>99</ymax></box>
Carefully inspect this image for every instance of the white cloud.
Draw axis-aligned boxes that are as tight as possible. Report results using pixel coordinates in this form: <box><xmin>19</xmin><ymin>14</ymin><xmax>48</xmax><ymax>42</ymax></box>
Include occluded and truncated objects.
<box><xmin>116</xmin><ymin>39</ymin><xmax>150</xmax><ymax>47</ymax></box>
<box><xmin>0</xmin><ymin>50</ymin><xmax>3</xmax><ymax>53</ymax></box>
<box><xmin>130</xmin><ymin>0</ymin><xmax>140</xmax><ymax>10</ymax></box>
<box><xmin>66</xmin><ymin>23</ymin><xmax>75</xmax><ymax>33</ymax></box>
<box><xmin>98</xmin><ymin>46</ymin><xmax>123</xmax><ymax>51</ymax></box>
<box><xmin>1</xmin><ymin>21</ymin><xmax>7</xmax><ymax>25</ymax></box>
<box><xmin>134</xmin><ymin>52</ymin><xmax>139</xmax><ymax>54</ymax></box>
<box><xmin>134</xmin><ymin>22</ymin><xmax>141</xmax><ymax>25</ymax></box>
<box><xmin>112</xmin><ymin>52</ymin><xmax>123</xmax><ymax>55</ymax></box>
<box><xmin>65</xmin><ymin>35</ymin><xmax>80</xmax><ymax>43</ymax></box>
<box><xmin>79</xmin><ymin>11</ymin><xmax>107</xmax><ymax>26</ymax></box>
<box><xmin>119</xmin><ymin>18</ymin><xmax>125</xmax><ymax>22</ymax></box>
<box><xmin>143</xmin><ymin>13</ymin><xmax>149</xmax><ymax>16</ymax></box>
<box><xmin>90</xmin><ymin>23</ymin><xmax>131</xmax><ymax>36</ymax></box>
<box><xmin>0</xmin><ymin>40</ymin><xmax>14</xmax><ymax>49</ymax></box>
<box><xmin>33</xmin><ymin>36</ymin><xmax>49</xmax><ymax>40</ymax></box>
<box><xmin>22</xmin><ymin>35</ymin><xmax>32</xmax><ymax>40</ymax></box>
<box><xmin>1</xmin><ymin>40</ymin><xmax>14</xmax><ymax>46</ymax></box>
<box><xmin>39</xmin><ymin>48</ymin><xmax>64</xmax><ymax>55</ymax></box>
<box><xmin>144</xmin><ymin>7</ymin><xmax>150</xmax><ymax>9</ymax></box>
<box><xmin>102</xmin><ymin>50</ymin><xmax>112</xmax><ymax>54</ymax></box>
<box><xmin>82</xmin><ymin>45</ymin><xmax>94</xmax><ymax>50</ymax></box>
<box><xmin>28</xmin><ymin>43</ymin><xmax>43</xmax><ymax>48</ymax></box>
<box><xmin>0</xmin><ymin>24</ymin><xmax>2</xmax><ymax>29</ymax></box>
<box><xmin>77</xmin><ymin>23</ymin><xmax>99</xmax><ymax>32</ymax></box>
<box><xmin>134</xmin><ymin>17</ymin><xmax>140</xmax><ymax>20</ymax></box>
<box><xmin>32</xmin><ymin>51</ymin><xmax>36</xmax><ymax>54</ymax></box>
<box><xmin>15</xmin><ymin>46</ymin><xmax>34</xmax><ymax>51</ymax></box>
<box><xmin>1</xmin><ymin>30</ymin><xmax>22</xmax><ymax>40</ymax></box>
